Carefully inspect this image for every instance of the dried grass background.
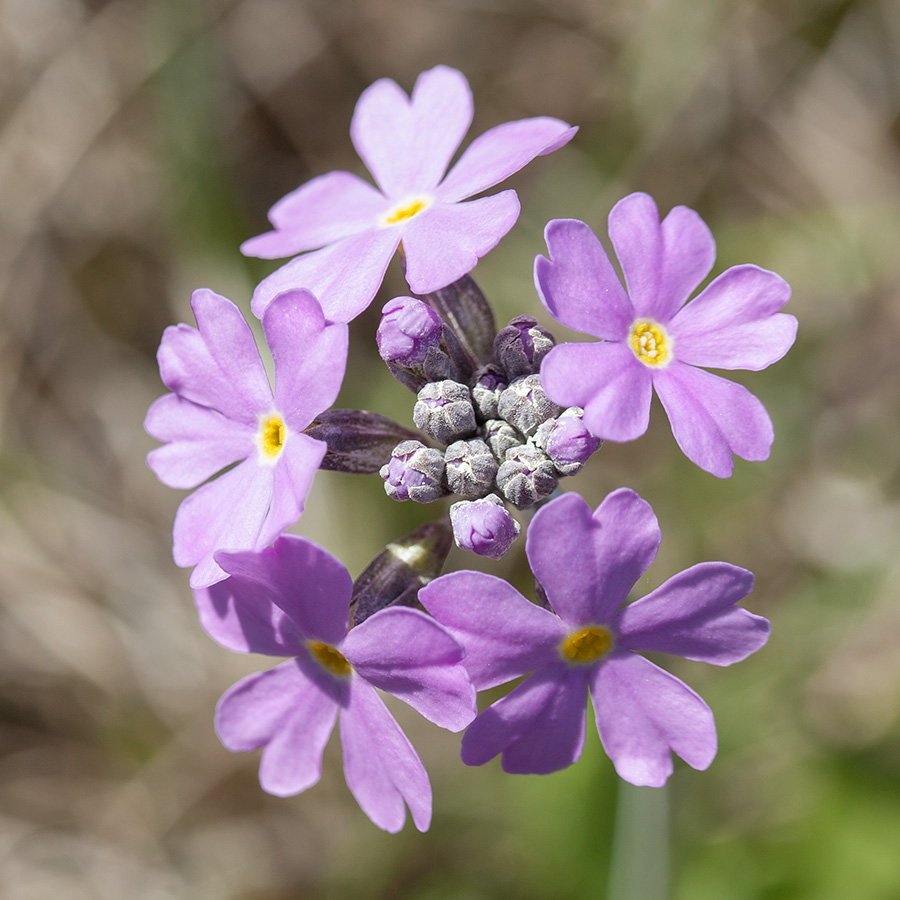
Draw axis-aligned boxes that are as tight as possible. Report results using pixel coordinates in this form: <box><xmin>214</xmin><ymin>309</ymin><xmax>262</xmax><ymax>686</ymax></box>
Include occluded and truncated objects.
<box><xmin>2</xmin><ymin>0</ymin><xmax>900</xmax><ymax>898</ymax></box>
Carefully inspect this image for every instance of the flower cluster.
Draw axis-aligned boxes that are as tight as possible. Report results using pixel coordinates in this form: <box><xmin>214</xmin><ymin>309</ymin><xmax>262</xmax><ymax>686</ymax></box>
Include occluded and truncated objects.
<box><xmin>145</xmin><ymin>66</ymin><xmax>794</xmax><ymax>831</ymax></box>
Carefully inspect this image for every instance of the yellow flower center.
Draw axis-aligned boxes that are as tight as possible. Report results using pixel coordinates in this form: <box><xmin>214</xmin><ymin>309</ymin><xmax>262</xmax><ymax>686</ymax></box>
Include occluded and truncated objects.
<box><xmin>559</xmin><ymin>626</ymin><xmax>614</xmax><ymax>665</ymax></box>
<box><xmin>259</xmin><ymin>414</ymin><xmax>286</xmax><ymax>459</ymax></box>
<box><xmin>630</xmin><ymin>319</ymin><xmax>670</xmax><ymax>367</ymax></box>
<box><xmin>307</xmin><ymin>641</ymin><xmax>352</xmax><ymax>679</ymax></box>
<box><xmin>383</xmin><ymin>197</ymin><xmax>429</xmax><ymax>226</ymax></box>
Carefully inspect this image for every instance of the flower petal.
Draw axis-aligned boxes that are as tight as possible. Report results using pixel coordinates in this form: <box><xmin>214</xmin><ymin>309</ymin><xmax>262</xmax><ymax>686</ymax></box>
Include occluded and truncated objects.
<box><xmin>607</xmin><ymin>193</ymin><xmax>665</xmax><ymax>319</ymax></box>
<box><xmin>214</xmin><ymin>534</ymin><xmax>352</xmax><ymax>645</ymax></box>
<box><xmin>157</xmin><ymin>289</ymin><xmax>271</xmax><ymax>425</ymax></box>
<box><xmin>616</xmin><ymin>562</ymin><xmax>770</xmax><ymax>665</ymax></box>
<box><xmin>535</xmin><ymin>218</ymin><xmax>633</xmax><ymax>339</ymax></box>
<box><xmin>672</xmin><ymin>265</ymin><xmax>797</xmax><ymax>370</ymax></box>
<box><xmin>250</xmin><ymin>231</ymin><xmax>399</xmax><ymax>323</ymax></box>
<box><xmin>340</xmin><ymin>679</ymin><xmax>432</xmax><ymax>833</ymax></box>
<box><xmin>437</xmin><ymin>118</ymin><xmax>577</xmax><ymax>202</ymax></box>
<box><xmin>460</xmin><ymin>664</ymin><xmax>588</xmax><ymax>774</ymax></box>
<box><xmin>526</xmin><ymin>490</ymin><xmax>660</xmax><ymax>625</ymax></box>
<box><xmin>215</xmin><ymin>658</ymin><xmax>340</xmax><ymax>796</ymax></box>
<box><xmin>351</xmin><ymin>65</ymin><xmax>473</xmax><ymax>198</ymax></box>
<box><xmin>342</xmin><ymin>606</ymin><xmax>475</xmax><ymax>731</ymax></box>
<box><xmin>145</xmin><ymin>394</ymin><xmax>253</xmax><ymax>489</ymax></box>
<box><xmin>240</xmin><ymin>171</ymin><xmax>388</xmax><ymax>258</ymax></box>
<box><xmin>653</xmin><ymin>363</ymin><xmax>775</xmax><ymax>477</ymax></box>
<box><xmin>540</xmin><ymin>341</ymin><xmax>653</xmax><ymax>442</ymax></box>
<box><xmin>590</xmin><ymin>653</ymin><xmax>717</xmax><ymax>786</ymax></box>
<box><xmin>419</xmin><ymin>570</ymin><xmax>565</xmax><ymax>691</ymax></box>
<box><xmin>400</xmin><ymin>192</ymin><xmax>520</xmax><ymax>294</ymax></box>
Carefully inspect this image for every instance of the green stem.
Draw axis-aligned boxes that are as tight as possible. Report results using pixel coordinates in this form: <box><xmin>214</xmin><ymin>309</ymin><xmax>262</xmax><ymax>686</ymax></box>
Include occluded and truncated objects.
<box><xmin>607</xmin><ymin>780</ymin><xmax>669</xmax><ymax>900</ymax></box>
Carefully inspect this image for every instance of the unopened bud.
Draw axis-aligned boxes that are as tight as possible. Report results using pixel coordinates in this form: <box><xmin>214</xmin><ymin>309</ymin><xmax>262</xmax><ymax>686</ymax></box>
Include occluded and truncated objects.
<box><xmin>497</xmin><ymin>374</ymin><xmax>562</xmax><ymax>438</ymax></box>
<box><xmin>469</xmin><ymin>365</ymin><xmax>507</xmax><ymax>421</ymax></box>
<box><xmin>380</xmin><ymin>440</ymin><xmax>447</xmax><ymax>503</ymax></box>
<box><xmin>450</xmin><ymin>495</ymin><xmax>521</xmax><ymax>560</ymax></box>
<box><xmin>444</xmin><ymin>438</ymin><xmax>498</xmax><ymax>499</ymax></box>
<box><xmin>483</xmin><ymin>419</ymin><xmax>522</xmax><ymax>461</ymax></box>
<box><xmin>534</xmin><ymin>408</ymin><xmax>601</xmax><ymax>476</ymax></box>
<box><xmin>413</xmin><ymin>380</ymin><xmax>476</xmax><ymax>445</ymax></box>
<box><xmin>493</xmin><ymin>315</ymin><xmax>556</xmax><ymax>379</ymax></box>
<box><xmin>496</xmin><ymin>444</ymin><xmax>559</xmax><ymax>509</ymax></box>
<box><xmin>377</xmin><ymin>296</ymin><xmax>443</xmax><ymax>366</ymax></box>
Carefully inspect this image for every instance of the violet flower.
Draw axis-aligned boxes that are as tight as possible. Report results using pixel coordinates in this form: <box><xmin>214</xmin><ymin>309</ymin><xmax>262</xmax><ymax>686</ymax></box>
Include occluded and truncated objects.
<box><xmin>535</xmin><ymin>193</ymin><xmax>798</xmax><ymax>477</ymax></box>
<box><xmin>195</xmin><ymin>535</ymin><xmax>477</xmax><ymax>833</ymax></box>
<box><xmin>145</xmin><ymin>288</ymin><xmax>347</xmax><ymax>588</ymax></box>
<box><xmin>245</xmin><ymin>65</ymin><xmax>577</xmax><ymax>323</ymax></box>
<box><xmin>420</xmin><ymin>489</ymin><xmax>771</xmax><ymax>786</ymax></box>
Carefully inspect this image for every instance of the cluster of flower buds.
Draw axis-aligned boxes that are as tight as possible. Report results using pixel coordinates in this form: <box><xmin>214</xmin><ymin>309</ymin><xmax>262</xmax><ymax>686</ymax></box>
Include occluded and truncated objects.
<box><xmin>376</xmin><ymin>287</ymin><xmax>601</xmax><ymax>559</ymax></box>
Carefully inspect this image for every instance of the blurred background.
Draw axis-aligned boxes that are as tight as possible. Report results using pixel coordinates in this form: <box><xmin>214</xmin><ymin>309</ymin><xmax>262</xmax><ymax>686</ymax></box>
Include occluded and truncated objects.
<box><xmin>2</xmin><ymin>0</ymin><xmax>900</xmax><ymax>897</ymax></box>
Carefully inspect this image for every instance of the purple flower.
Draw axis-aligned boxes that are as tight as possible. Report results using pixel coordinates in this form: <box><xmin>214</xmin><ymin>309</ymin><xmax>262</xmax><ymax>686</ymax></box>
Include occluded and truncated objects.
<box><xmin>144</xmin><ymin>288</ymin><xmax>347</xmax><ymax>588</ymax></box>
<box><xmin>420</xmin><ymin>489</ymin><xmax>770</xmax><ymax>786</ymax></box>
<box><xmin>244</xmin><ymin>65</ymin><xmax>577</xmax><ymax>323</ymax></box>
<box><xmin>194</xmin><ymin>535</ymin><xmax>477</xmax><ymax>833</ymax></box>
<box><xmin>535</xmin><ymin>193</ymin><xmax>798</xmax><ymax>477</ymax></box>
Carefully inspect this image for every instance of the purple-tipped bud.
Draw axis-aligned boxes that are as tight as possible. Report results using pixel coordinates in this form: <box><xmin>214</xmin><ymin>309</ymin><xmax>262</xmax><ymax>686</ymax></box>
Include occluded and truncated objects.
<box><xmin>496</xmin><ymin>444</ymin><xmax>559</xmax><ymax>509</ymax></box>
<box><xmin>379</xmin><ymin>440</ymin><xmax>448</xmax><ymax>503</ymax></box>
<box><xmin>413</xmin><ymin>380</ymin><xmax>477</xmax><ymax>445</ymax></box>
<box><xmin>469</xmin><ymin>364</ymin><xmax>507</xmax><ymax>421</ymax></box>
<box><xmin>377</xmin><ymin>296</ymin><xmax>443</xmax><ymax>366</ymax></box>
<box><xmin>450</xmin><ymin>495</ymin><xmax>521</xmax><ymax>560</ymax></box>
<box><xmin>444</xmin><ymin>438</ymin><xmax>498</xmax><ymax>499</ymax></box>
<box><xmin>493</xmin><ymin>315</ymin><xmax>556</xmax><ymax>379</ymax></box>
<box><xmin>534</xmin><ymin>408</ymin><xmax>601</xmax><ymax>476</ymax></box>
<box><xmin>484</xmin><ymin>419</ymin><xmax>522</xmax><ymax>461</ymax></box>
<box><xmin>497</xmin><ymin>374</ymin><xmax>562</xmax><ymax>438</ymax></box>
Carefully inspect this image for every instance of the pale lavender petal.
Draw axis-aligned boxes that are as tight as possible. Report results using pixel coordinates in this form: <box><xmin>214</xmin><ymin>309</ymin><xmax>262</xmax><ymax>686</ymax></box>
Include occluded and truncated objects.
<box><xmin>460</xmin><ymin>665</ymin><xmax>588</xmax><ymax>774</ymax></box>
<box><xmin>174</xmin><ymin>459</ymin><xmax>274</xmax><ymax>589</ymax></box>
<box><xmin>157</xmin><ymin>289</ymin><xmax>272</xmax><ymax>425</ymax></box>
<box><xmin>653</xmin><ymin>363</ymin><xmax>775</xmax><ymax>478</ymax></box>
<box><xmin>351</xmin><ymin>65</ymin><xmax>472</xmax><ymax>197</ymax></box>
<box><xmin>590</xmin><ymin>653</ymin><xmax>717</xmax><ymax>787</ymax></box>
<box><xmin>526</xmin><ymin>490</ymin><xmax>660</xmax><ymax>625</ymax></box>
<box><xmin>342</xmin><ymin>607</ymin><xmax>475</xmax><ymax>731</ymax></box>
<box><xmin>535</xmin><ymin>219</ymin><xmax>633</xmax><ymax>339</ymax></box>
<box><xmin>419</xmin><ymin>570</ymin><xmax>565</xmax><ymax>691</ymax></box>
<box><xmin>340</xmin><ymin>678</ymin><xmax>432</xmax><ymax>833</ymax></box>
<box><xmin>437</xmin><ymin>118</ymin><xmax>577</xmax><ymax>202</ymax></box>
<box><xmin>263</xmin><ymin>290</ymin><xmax>348</xmax><ymax>426</ymax></box>
<box><xmin>214</xmin><ymin>534</ymin><xmax>352</xmax><ymax>645</ymax></box>
<box><xmin>656</xmin><ymin>204</ymin><xmax>717</xmax><ymax>321</ymax></box>
<box><xmin>215</xmin><ymin>659</ymin><xmax>340</xmax><ymax>796</ymax></box>
<box><xmin>250</xmin><ymin>231</ymin><xmax>398</xmax><ymax>323</ymax></box>
<box><xmin>145</xmin><ymin>394</ymin><xmax>253</xmax><ymax>489</ymax></box>
<box><xmin>672</xmin><ymin>265</ymin><xmax>797</xmax><ymax>370</ymax></box>
<box><xmin>193</xmin><ymin>576</ymin><xmax>304</xmax><ymax>655</ymax></box>
<box><xmin>617</xmin><ymin>563</ymin><xmax>769</xmax><ymax>665</ymax></box>
<box><xmin>401</xmin><ymin>192</ymin><xmax>520</xmax><ymax>294</ymax></box>
<box><xmin>240</xmin><ymin>172</ymin><xmax>388</xmax><ymax>258</ymax></box>
<box><xmin>607</xmin><ymin>193</ymin><xmax>665</xmax><ymax>319</ymax></box>
<box><xmin>540</xmin><ymin>342</ymin><xmax>653</xmax><ymax>443</ymax></box>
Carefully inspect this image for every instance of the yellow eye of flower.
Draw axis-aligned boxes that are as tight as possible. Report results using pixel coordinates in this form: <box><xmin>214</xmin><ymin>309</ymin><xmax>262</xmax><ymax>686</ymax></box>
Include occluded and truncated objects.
<box><xmin>259</xmin><ymin>415</ymin><xmax>286</xmax><ymax>459</ymax></box>
<box><xmin>307</xmin><ymin>641</ymin><xmax>352</xmax><ymax>678</ymax></box>
<box><xmin>630</xmin><ymin>320</ymin><xmax>670</xmax><ymax>367</ymax></box>
<box><xmin>384</xmin><ymin>197</ymin><xmax>429</xmax><ymax>226</ymax></box>
<box><xmin>559</xmin><ymin>626</ymin><xmax>614</xmax><ymax>665</ymax></box>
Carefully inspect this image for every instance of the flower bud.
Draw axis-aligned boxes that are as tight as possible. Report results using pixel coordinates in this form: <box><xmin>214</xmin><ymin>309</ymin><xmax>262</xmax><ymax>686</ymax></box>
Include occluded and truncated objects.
<box><xmin>444</xmin><ymin>438</ymin><xmax>498</xmax><ymax>499</ymax></box>
<box><xmin>380</xmin><ymin>440</ymin><xmax>447</xmax><ymax>503</ymax></box>
<box><xmin>377</xmin><ymin>296</ymin><xmax>443</xmax><ymax>366</ymax></box>
<box><xmin>413</xmin><ymin>380</ymin><xmax>477</xmax><ymax>445</ymax></box>
<box><xmin>469</xmin><ymin>364</ymin><xmax>507</xmax><ymax>421</ymax></box>
<box><xmin>497</xmin><ymin>374</ymin><xmax>562</xmax><ymax>438</ymax></box>
<box><xmin>496</xmin><ymin>444</ymin><xmax>559</xmax><ymax>509</ymax></box>
<box><xmin>534</xmin><ymin>408</ymin><xmax>601</xmax><ymax>476</ymax></box>
<box><xmin>450</xmin><ymin>495</ymin><xmax>521</xmax><ymax>560</ymax></box>
<box><xmin>493</xmin><ymin>315</ymin><xmax>556</xmax><ymax>379</ymax></box>
<box><xmin>483</xmin><ymin>418</ymin><xmax>522</xmax><ymax>461</ymax></box>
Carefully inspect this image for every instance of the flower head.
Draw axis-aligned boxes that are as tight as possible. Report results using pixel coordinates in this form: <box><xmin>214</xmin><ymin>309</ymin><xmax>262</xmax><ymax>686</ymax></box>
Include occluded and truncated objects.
<box><xmin>535</xmin><ymin>192</ymin><xmax>798</xmax><ymax>477</ymax></box>
<box><xmin>245</xmin><ymin>65</ymin><xmax>577</xmax><ymax>323</ymax></box>
<box><xmin>194</xmin><ymin>535</ymin><xmax>476</xmax><ymax>832</ymax></box>
<box><xmin>420</xmin><ymin>489</ymin><xmax>770</xmax><ymax>786</ymax></box>
<box><xmin>144</xmin><ymin>288</ymin><xmax>347</xmax><ymax>587</ymax></box>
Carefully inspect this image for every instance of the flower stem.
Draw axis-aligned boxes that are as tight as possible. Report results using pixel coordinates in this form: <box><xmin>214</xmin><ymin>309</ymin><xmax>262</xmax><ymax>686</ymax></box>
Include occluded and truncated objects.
<box><xmin>607</xmin><ymin>780</ymin><xmax>669</xmax><ymax>900</ymax></box>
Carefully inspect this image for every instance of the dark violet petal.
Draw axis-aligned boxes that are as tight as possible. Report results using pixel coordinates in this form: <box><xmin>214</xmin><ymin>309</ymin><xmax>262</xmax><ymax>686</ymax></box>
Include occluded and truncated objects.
<box><xmin>240</xmin><ymin>171</ymin><xmax>388</xmax><ymax>259</ymax></box>
<box><xmin>672</xmin><ymin>265</ymin><xmax>797</xmax><ymax>370</ymax></box>
<box><xmin>617</xmin><ymin>562</ymin><xmax>770</xmax><ymax>665</ymax></box>
<box><xmin>526</xmin><ymin>489</ymin><xmax>660</xmax><ymax>625</ymax></box>
<box><xmin>340</xmin><ymin>678</ymin><xmax>432</xmax><ymax>833</ymax></box>
<box><xmin>401</xmin><ymin>192</ymin><xmax>520</xmax><ymax>295</ymax></box>
<box><xmin>460</xmin><ymin>665</ymin><xmax>588</xmax><ymax>775</ymax></box>
<box><xmin>653</xmin><ymin>363</ymin><xmax>775</xmax><ymax>478</ymax></box>
<box><xmin>251</xmin><ymin>231</ymin><xmax>399</xmax><ymax>323</ymax></box>
<box><xmin>607</xmin><ymin>193</ymin><xmax>665</xmax><ymax>320</ymax></box>
<box><xmin>214</xmin><ymin>534</ymin><xmax>353</xmax><ymax>645</ymax></box>
<box><xmin>174</xmin><ymin>459</ymin><xmax>275</xmax><ymax>589</ymax></box>
<box><xmin>194</xmin><ymin>576</ymin><xmax>304</xmax><ymax>655</ymax></box>
<box><xmin>419</xmin><ymin>570</ymin><xmax>565</xmax><ymax>691</ymax></box>
<box><xmin>655</xmin><ymin>204</ymin><xmax>717</xmax><ymax>322</ymax></box>
<box><xmin>157</xmin><ymin>289</ymin><xmax>272</xmax><ymax>426</ymax></box>
<box><xmin>540</xmin><ymin>342</ymin><xmax>653</xmax><ymax>443</ymax></box>
<box><xmin>351</xmin><ymin>66</ymin><xmax>473</xmax><ymax>198</ymax></box>
<box><xmin>262</xmin><ymin>290</ymin><xmax>348</xmax><ymax>426</ymax></box>
<box><xmin>215</xmin><ymin>659</ymin><xmax>340</xmax><ymax>796</ymax></box>
<box><xmin>535</xmin><ymin>219</ymin><xmax>632</xmax><ymax>339</ymax></box>
<box><xmin>145</xmin><ymin>394</ymin><xmax>252</xmax><ymax>489</ymax></box>
<box><xmin>342</xmin><ymin>607</ymin><xmax>476</xmax><ymax>732</ymax></box>
<box><xmin>590</xmin><ymin>653</ymin><xmax>717</xmax><ymax>787</ymax></box>
<box><xmin>437</xmin><ymin>118</ymin><xmax>577</xmax><ymax>202</ymax></box>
